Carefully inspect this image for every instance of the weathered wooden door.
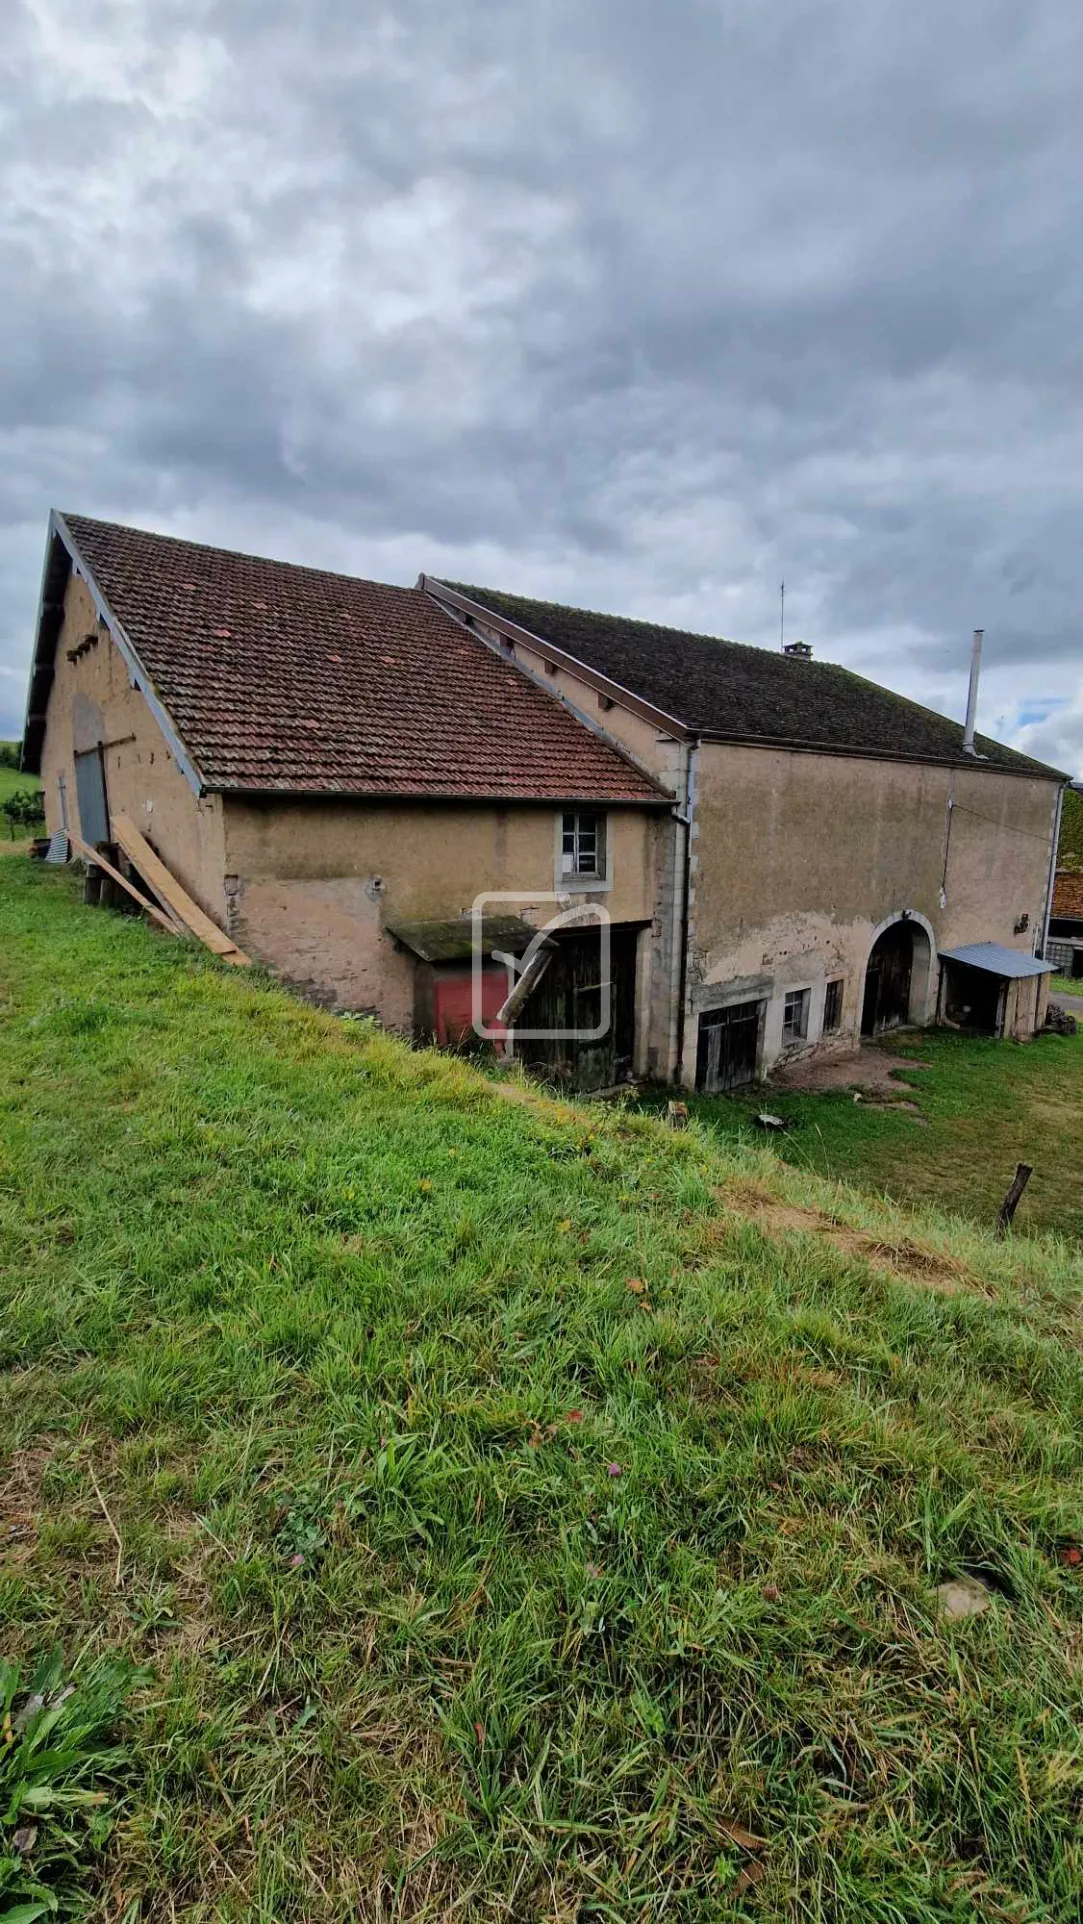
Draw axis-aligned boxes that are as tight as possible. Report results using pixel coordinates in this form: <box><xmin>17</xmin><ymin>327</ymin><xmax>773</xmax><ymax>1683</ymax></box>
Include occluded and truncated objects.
<box><xmin>862</xmin><ymin>923</ymin><xmax>913</xmax><ymax>1034</ymax></box>
<box><xmin>516</xmin><ymin>926</ymin><xmax>639</xmax><ymax>1090</ymax></box>
<box><xmin>74</xmin><ymin>747</ymin><xmax>109</xmax><ymax>846</ymax></box>
<box><xmin>696</xmin><ymin>1000</ymin><xmax>762</xmax><ymax>1093</ymax></box>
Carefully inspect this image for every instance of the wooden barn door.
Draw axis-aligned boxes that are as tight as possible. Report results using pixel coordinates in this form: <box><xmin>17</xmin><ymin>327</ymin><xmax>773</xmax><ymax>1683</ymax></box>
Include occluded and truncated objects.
<box><xmin>862</xmin><ymin>923</ymin><xmax>913</xmax><ymax>1034</ymax></box>
<box><xmin>516</xmin><ymin>926</ymin><xmax>639</xmax><ymax>1091</ymax></box>
<box><xmin>696</xmin><ymin>1000</ymin><xmax>762</xmax><ymax>1093</ymax></box>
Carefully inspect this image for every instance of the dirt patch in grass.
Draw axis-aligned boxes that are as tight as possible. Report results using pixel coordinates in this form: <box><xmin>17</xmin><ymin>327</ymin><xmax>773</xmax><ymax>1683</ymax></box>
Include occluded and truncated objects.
<box><xmin>1</xmin><ymin>1431</ymin><xmax>215</xmax><ymax>1665</ymax></box>
<box><xmin>771</xmin><ymin>1043</ymin><xmax>931</xmax><ymax>1099</ymax></box>
<box><xmin>0</xmin><ymin>1440</ymin><xmax>55</xmax><ymax>1562</ymax></box>
<box><xmin>725</xmin><ymin>1180</ymin><xmax>980</xmax><ymax>1295</ymax></box>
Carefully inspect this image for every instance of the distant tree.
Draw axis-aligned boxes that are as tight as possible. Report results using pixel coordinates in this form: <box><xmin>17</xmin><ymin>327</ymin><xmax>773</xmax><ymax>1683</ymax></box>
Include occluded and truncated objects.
<box><xmin>1</xmin><ymin>788</ymin><xmax>45</xmax><ymax>839</ymax></box>
<box><xmin>0</xmin><ymin>741</ymin><xmax>21</xmax><ymax>770</ymax></box>
<box><xmin>1059</xmin><ymin>788</ymin><xmax>1083</xmax><ymax>871</ymax></box>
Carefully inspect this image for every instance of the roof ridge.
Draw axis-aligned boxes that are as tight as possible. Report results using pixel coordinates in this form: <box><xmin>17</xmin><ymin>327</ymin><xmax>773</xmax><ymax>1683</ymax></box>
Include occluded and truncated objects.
<box><xmin>26</xmin><ymin>515</ymin><xmax>671</xmax><ymax>804</ymax></box>
<box><xmin>62</xmin><ymin>512</ymin><xmax>422</xmax><ymax>601</ymax></box>
<box><xmin>448</xmin><ymin>580</ymin><xmax>1065</xmax><ymax>779</ymax></box>
<box><xmin>447</xmin><ymin>578</ymin><xmax>763</xmax><ymax>655</ymax></box>
<box><xmin>448</xmin><ymin>577</ymin><xmax>978</xmax><ymax>717</ymax></box>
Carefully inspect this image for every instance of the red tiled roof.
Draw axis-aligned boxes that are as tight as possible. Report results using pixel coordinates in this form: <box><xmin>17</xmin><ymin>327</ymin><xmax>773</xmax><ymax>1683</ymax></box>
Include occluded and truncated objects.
<box><xmin>55</xmin><ymin>516</ymin><xmax>666</xmax><ymax>804</ymax></box>
<box><xmin>1053</xmin><ymin>870</ymin><xmax>1083</xmax><ymax>919</ymax></box>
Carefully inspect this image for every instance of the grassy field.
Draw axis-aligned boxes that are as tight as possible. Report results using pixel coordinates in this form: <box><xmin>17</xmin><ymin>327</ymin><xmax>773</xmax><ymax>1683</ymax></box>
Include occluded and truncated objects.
<box><xmin>651</xmin><ymin>1028</ymin><xmax>1083</xmax><ymax>1243</ymax></box>
<box><xmin>0</xmin><ymin>743</ymin><xmax>42</xmax><ymax>825</ymax></box>
<box><xmin>3</xmin><ymin>856</ymin><xmax>1083</xmax><ymax>1921</ymax></box>
<box><xmin>0</xmin><ymin>767</ymin><xmax>40</xmax><ymax>806</ymax></box>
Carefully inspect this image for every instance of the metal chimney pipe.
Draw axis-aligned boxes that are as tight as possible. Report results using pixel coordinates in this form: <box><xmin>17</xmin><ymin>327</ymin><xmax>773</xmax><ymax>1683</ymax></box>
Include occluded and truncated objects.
<box><xmin>962</xmin><ymin>628</ymin><xmax>984</xmax><ymax>754</ymax></box>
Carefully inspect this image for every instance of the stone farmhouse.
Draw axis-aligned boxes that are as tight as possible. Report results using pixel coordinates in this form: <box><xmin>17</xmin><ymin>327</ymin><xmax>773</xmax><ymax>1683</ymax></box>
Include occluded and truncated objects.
<box><xmin>24</xmin><ymin>513</ymin><xmax>1066</xmax><ymax>1091</ymax></box>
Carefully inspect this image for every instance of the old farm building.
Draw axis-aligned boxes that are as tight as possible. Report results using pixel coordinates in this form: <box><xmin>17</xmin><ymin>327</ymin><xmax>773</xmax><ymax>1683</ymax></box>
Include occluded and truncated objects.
<box><xmin>1047</xmin><ymin>870</ymin><xmax>1083</xmax><ymax>981</ymax></box>
<box><xmin>24</xmin><ymin>514</ymin><xmax>1065</xmax><ymax>1090</ymax></box>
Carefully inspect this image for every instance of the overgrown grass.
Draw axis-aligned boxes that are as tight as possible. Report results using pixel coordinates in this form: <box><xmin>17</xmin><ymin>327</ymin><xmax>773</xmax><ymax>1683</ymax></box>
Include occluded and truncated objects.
<box><xmin>2</xmin><ymin>858</ymin><xmax>1083</xmax><ymax>1920</ymax></box>
<box><xmin>653</xmin><ymin>1028</ymin><xmax>1083</xmax><ymax>1241</ymax></box>
<box><xmin>1049</xmin><ymin>973</ymin><xmax>1081</xmax><ymax>998</ymax></box>
<box><xmin>0</xmin><ymin>1647</ymin><xmax>148</xmax><ymax>1917</ymax></box>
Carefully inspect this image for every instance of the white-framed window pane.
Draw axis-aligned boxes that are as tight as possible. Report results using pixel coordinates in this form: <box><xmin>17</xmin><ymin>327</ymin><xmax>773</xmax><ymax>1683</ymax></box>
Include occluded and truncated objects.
<box><xmin>783</xmin><ymin>988</ymin><xmax>809</xmax><ymax>1042</ymax></box>
<box><xmin>560</xmin><ymin>810</ymin><xmax>604</xmax><ymax>877</ymax></box>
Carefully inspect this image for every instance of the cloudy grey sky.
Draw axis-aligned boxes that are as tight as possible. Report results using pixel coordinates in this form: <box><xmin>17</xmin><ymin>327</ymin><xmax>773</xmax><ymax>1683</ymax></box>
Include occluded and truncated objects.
<box><xmin>2</xmin><ymin>0</ymin><xmax>1081</xmax><ymax>771</ymax></box>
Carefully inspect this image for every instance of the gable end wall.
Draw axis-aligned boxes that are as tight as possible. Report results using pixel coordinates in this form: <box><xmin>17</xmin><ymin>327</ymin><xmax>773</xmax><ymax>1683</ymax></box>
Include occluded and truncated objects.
<box><xmin>39</xmin><ymin>574</ymin><xmax>227</xmax><ymax>918</ymax></box>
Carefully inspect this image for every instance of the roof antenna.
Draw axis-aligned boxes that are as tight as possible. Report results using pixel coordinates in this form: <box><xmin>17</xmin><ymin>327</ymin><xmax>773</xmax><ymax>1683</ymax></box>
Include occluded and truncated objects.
<box><xmin>962</xmin><ymin>628</ymin><xmax>984</xmax><ymax>755</ymax></box>
<box><xmin>779</xmin><ymin>580</ymin><xmax>785</xmax><ymax>654</ymax></box>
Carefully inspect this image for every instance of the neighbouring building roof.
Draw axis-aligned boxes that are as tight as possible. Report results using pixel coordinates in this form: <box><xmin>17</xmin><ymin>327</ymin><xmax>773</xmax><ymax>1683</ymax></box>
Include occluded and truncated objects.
<box><xmin>24</xmin><ymin>515</ymin><xmax>667</xmax><ymax>805</ymax></box>
<box><xmin>436</xmin><ymin>582</ymin><xmax>1064</xmax><ymax>778</ymax></box>
<box><xmin>1052</xmin><ymin>871</ymin><xmax>1083</xmax><ymax>921</ymax></box>
<box><xmin>939</xmin><ymin>943</ymin><xmax>1055</xmax><ymax>978</ymax></box>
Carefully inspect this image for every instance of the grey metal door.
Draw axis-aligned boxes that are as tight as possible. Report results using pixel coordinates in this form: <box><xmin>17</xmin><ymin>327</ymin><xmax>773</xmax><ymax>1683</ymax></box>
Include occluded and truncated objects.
<box><xmin>74</xmin><ymin>748</ymin><xmax>109</xmax><ymax>845</ymax></box>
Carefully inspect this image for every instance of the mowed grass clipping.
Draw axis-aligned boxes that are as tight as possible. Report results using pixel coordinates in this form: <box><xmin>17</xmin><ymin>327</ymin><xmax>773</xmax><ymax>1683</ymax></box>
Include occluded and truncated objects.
<box><xmin>2</xmin><ymin>858</ymin><xmax>1083</xmax><ymax>1922</ymax></box>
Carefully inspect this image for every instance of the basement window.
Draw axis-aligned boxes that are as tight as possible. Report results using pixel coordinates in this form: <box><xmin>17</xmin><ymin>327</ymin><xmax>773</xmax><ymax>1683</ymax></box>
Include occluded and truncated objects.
<box><xmin>561</xmin><ymin>810</ymin><xmax>605</xmax><ymax>880</ymax></box>
<box><xmin>823</xmin><ymin>977</ymin><xmax>844</xmax><ymax>1034</ymax></box>
<box><xmin>782</xmin><ymin>987</ymin><xmax>810</xmax><ymax>1045</ymax></box>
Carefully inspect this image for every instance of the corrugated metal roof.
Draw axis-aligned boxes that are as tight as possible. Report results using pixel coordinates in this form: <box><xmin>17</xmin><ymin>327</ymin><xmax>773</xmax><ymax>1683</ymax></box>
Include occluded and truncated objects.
<box><xmin>940</xmin><ymin>943</ymin><xmax>1055</xmax><ymax>979</ymax></box>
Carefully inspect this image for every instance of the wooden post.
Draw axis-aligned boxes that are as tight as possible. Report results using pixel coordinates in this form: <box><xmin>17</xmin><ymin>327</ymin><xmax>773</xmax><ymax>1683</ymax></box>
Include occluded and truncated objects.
<box><xmin>996</xmin><ymin>1162</ymin><xmax>1033</xmax><ymax>1238</ymax></box>
<box><xmin>96</xmin><ymin>843</ymin><xmax>121</xmax><ymax>909</ymax></box>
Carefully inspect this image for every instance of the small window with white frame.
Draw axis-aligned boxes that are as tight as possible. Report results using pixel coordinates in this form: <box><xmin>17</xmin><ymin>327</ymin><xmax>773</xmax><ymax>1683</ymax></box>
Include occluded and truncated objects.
<box><xmin>782</xmin><ymin>987</ymin><xmax>810</xmax><ymax>1045</ymax></box>
<box><xmin>823</xmin><ymin>977</ymin><xmax>844</xmax><ymax>1034</ymax></box>
<box><xmin>560</xmin><ymin>810</ymin><xmax>605</xmax><ymax>880</ymax></box>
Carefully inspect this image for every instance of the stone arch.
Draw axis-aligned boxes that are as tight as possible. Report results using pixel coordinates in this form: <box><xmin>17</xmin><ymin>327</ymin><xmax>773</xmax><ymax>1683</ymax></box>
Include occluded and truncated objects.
<box><xmin>861</xmin><ymin>910</ymin><xmax>937</xmax><ymax>1035</ymax></box>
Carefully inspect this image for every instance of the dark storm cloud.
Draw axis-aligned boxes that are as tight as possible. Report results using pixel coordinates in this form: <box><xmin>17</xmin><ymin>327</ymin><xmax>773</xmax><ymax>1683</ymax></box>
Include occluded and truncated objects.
<box><xmin>1</xmin><ymin>0</ymin><xmax>1080</xmax><ymax>768</ymax></box>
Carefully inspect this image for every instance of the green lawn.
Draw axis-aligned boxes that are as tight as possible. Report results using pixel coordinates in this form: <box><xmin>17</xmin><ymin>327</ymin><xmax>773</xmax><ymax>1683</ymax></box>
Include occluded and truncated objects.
<box><xmin>651</xmin><ymin>1028</ymin><xmax>1083</xmax><ymax>1242</ymax></box>
<box><xmin>3</xmin><ymin>857</ymin><xmax>1083</xmax><ymax>1920</ymax></box>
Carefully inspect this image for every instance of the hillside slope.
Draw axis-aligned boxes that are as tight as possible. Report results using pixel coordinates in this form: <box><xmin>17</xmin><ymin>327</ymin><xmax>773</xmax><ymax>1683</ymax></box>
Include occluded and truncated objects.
<box><xmin>2</xmin><ymin>858</ymin><xmax>1082</xmax><ymax>1922</ymax></box>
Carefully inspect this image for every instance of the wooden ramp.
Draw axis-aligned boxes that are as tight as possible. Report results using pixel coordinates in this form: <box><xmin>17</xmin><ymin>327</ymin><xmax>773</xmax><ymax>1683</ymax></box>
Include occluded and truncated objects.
<box><xmin>110</xmin><ymin>813</ymin><xmax>251</xmax><ymax>966</ymax></box>
<box><xmin>69</xmin><ymin>831</ymin><xmax>180</xmax><ymax>936</ymax></box>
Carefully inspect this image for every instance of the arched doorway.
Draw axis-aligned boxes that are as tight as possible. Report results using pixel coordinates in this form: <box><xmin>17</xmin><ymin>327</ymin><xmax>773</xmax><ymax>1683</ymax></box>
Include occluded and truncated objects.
<box><xmin>861</xmin><ymin>916</ymin><xmax>933</xmax><ymax>1036</ymax></box>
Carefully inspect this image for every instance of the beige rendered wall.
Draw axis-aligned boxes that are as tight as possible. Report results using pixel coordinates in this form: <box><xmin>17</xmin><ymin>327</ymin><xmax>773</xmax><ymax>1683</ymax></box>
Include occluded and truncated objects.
<box><xmin>430</xmin><ymin>598</ymin><xmax>1063</xmax><ymax>1078</ymax></box>
<box><xmin>38</xmin><ymin>575</ymin><xmax>227</xmax><ymax>918</ymax></box>
<box><xmin>684</xmin><ymin>743</ymin><xmax>1060</xmax><ymax>1080</ymax></box>
<box><xmin>437</xmin><ymin>607</ymin><xmax>688</xmax><ymax>1076</ymax></box>
<box><xmin>221</xmin><ymin>797</ymin><xmax>661</xmax><ymax>1033</ymax></box>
